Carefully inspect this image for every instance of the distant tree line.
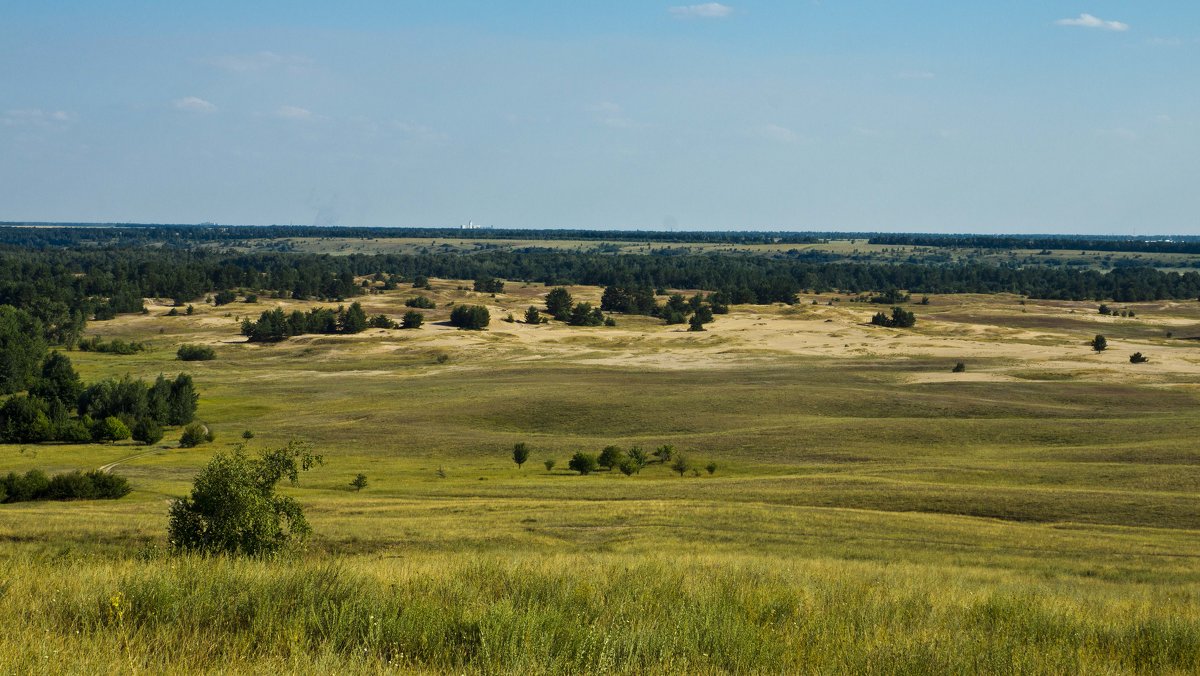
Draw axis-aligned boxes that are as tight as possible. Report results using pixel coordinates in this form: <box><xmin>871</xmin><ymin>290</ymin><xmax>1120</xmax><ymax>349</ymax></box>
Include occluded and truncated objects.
<box><xmin>0</xmin><ymin>228</ymin><xmax>1197</xmax><ymax>351</ymax></box>
<box><xmin>868</xmin><ymin>233</ymin><xmax>1200</xmax><ymax>255</ymax></box>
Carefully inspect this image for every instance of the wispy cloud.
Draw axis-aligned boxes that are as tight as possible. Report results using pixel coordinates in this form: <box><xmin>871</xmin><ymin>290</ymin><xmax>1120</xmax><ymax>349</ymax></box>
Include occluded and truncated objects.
<box><xmin>394</xmin><ymin>121</ymin><xmax>448</xmax><ymax>143</ymax></box>
<box><xmin>1</xmin><ymin>109</ymin><xmax>73</xmax><ymax>127</ymax></box>
<box><xmin>589</xmin><ymin>102</ymin><xmax>643</xmax><ymax>129</ymax></box>
<box><xmin>669</xmin><ymin>3</ymin><xmax>733</xmax><ymax>19</ymax></box>
<box><xmin>1096</xmin><ymin>127</ymin><xmax>1138</xmax><ymax>140</ymax></box>
<box><xmin>275</xmin><ymin>105</ymin><xmax>314</xmax><ymax>120</ymax></box>
<box><xmin>750</xmin><ymin>123</ymin><xmax>800</xmax><ymax>144</ymax></box>
<box><xmin>206</xmin><ymin>51</ymin><xmax>313</xmax><ymax>72</ymax></box>
<box><xmin>1056</xmin><ymin>13</ymin><xmax>1129</xmax><ymax>32</ymax></box>
<box><xmin>173</xmin><ymin>96</ymin><xmax>217</xmax><ymax>113</ymax></box>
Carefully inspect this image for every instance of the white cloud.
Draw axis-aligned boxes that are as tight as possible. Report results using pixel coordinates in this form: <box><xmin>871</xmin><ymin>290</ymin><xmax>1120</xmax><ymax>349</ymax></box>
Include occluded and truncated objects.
<box><xmin>1</xmin><ymin>109</ymin><xmax>73</xmax><ymax>127</ymax></box>
<box><xmin>751</xmin><ymin>123</ymin><xmax>800</xmax><ymax>144</ymax></box>
<box><xmin>173</xmin><ymin>96</ymin><xmax>217</xmax><ymax>113</ymax></box>
<box><xmin>896</xmin><ymin>70</ymin><xmax>935</xmax><ymax>80</ymax></box>
<box><xmin>669</xmin><ymin>3</ymin><xmax>733</xmax><ymax>19</ymax></box>
<box><xmin>206</xmin><ymin>51</ymin><xmax>313</xmax><ymax>72</ymax></box>
<box><xmin>275</xmin><ymin>105</ymin><xmax>314</xmax><ymax>120</ymax></box>
<box><xmin>1056</xmin><ymin>13</ymin><xmax>1129</xmax><ymax>32</ymax></box>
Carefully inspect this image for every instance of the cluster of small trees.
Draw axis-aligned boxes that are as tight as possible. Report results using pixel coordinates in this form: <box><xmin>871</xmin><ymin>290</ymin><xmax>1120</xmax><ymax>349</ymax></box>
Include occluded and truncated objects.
<box><xmin>871</xmin><ymin>307</ymin><xmax>917</xmax><ymax>328</ymax></box>
<box><xmin>0</xmin><ymin>469</ymin><xmax>130</xmax><ymax>503</ymax></box>
<box><xmin>241</xmin><ymin>302</ymin><xmax>370</xmax><ymax>342</ymax></box>
<box><xmin>601</xmin><ymin>285</ymin><xmax>727</xmax><ymax>329</ymax></box>
<box><xmin>0</xmin><ymin>352</ymin><xmax>198</xmax><ymax>445</ymax></box>
<box><xmin>405</xmin><ymin>295</ymin><xmax>436</xmax><ymax>309</ymax></box>
<box><xmin>1098</xmin><ymin>305</ymin><xmax>1136</xmax><ymax>318</ymax></box>
<box><xmin>449</xmin><ymin>304</ymin><xmax>490</xmax><ymax>330</ymax></box>
<box><xmin>473</xmin><ymin>278</ymin><xmax>505</xmax><ymax>293</ymax></box>
<box><xmin>530</xmin><ymin>287</ymin><xmax>617</xmax><ymax>327</ymax></box>
<box><xmin>517</xmin><ymin>442</ymin><xmax>715</xmax><ymax>478</ymax></box>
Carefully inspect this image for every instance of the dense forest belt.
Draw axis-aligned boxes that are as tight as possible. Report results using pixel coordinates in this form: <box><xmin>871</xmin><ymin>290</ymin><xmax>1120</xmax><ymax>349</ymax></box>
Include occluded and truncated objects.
<box><xmin>869</xmin><ymin>233</ymin><xmax>1200</xmax><ymax>255</ymax></box>
<box><xmin>2</xmin><ymin>245</ymin><xmax>1198</xmax><ymax>324</ymax></box>
<box><xmin>5</xmin><ymin>223</ymin><xmax>1200</xmax><ymax>251</ymax></box>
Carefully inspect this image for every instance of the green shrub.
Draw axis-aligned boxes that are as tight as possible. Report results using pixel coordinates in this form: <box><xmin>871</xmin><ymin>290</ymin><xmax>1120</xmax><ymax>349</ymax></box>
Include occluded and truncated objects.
<box><xmin>176</xmin><ymin>344</ymin><xmax>216</xmax><ymax>361</ymax></box>
<box><xmin>92</xmin><ymin>416</ymin><xmax>131</xmax><ymax>443</ymax></box>
<box><xmin>179</xmin><ymin>423</ymin><xmax>210</xmax><ymax>448</ymax></box>
<box><xmin>168</xmin><ymin>440</ymin><xmax>322</xmax><ymax>556</ymax></box>
<box><xmin>132</xmin><ymin>417</ymin><xmax>164</xmax><ymax>445</ymax></box>
<box><xmin>568</xmin><ymin>452</ymin><xmax>598</xmax><ymax>475</ymax></box>
<box><xmin>401</xmin><ymin>311</ymin><xmax>424</xmax><ymax>329</ymax></box>
<box><xmin>405</xmin><ymin>296</ymin><xmax>436</xmax><ymax>309</ymax></box>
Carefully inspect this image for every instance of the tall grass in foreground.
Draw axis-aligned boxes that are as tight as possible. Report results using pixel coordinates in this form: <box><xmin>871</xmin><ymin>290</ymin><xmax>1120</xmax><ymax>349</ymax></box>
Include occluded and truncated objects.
<box><xmin>2</xmin><ymin>552</ymin><xmax>1198</xmax><ymax>674</ymax></box>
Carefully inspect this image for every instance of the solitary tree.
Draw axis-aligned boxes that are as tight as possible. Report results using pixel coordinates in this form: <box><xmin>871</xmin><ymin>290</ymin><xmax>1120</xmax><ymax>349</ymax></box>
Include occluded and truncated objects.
<box><xmin>512</xmin><ymin>442</ymin><xmax>530</xmax><ymax>469</ymax></box>
<box><xmin>545</xmin><ymin>288</ymin><xmax>573</xmax><ymax>320</ymax></box>
<box><xmin>1091</xmin><ymin>334</ymin><xmax>1108</xmax><ymax>352</ymax></box>
<box><xmin>543</xmin><ymin>458</ymin><xmax>556</xmax><ymax>472</ymax></box>
<box><xmin>705</xmin><ymin>462</ymin><xmax>717</xmax><ymax>475</ymax></box>
<box><xmin>524</xmin><ymin>307</ymin><xmax>541</xmax><ymax>324</ymax></box>
<box><xmin>168</xmin><ymin>440</ymin><xmax>323</xmax><ymax>556</ymax></box>
<box><xmin>350</xmin><ymin>473</ymin><xmax>368</xmax><ymax>491</ymax></box>
<box><xmin>671</xmin><ymin>454</ymin><xmax>691</xmax><ymax>477</ymax></box>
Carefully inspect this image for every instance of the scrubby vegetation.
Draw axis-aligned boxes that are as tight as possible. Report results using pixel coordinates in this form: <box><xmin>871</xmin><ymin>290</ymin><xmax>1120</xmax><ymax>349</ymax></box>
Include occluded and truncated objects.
<box><xmin>176</xmin><ymin>344</ymin><xmax>216</xmax><ymax>361</ymax></box>
<box><xmin>1</xmin><ymin>468</ymin><xmax>130</xmax><ymax>503</ymax></box>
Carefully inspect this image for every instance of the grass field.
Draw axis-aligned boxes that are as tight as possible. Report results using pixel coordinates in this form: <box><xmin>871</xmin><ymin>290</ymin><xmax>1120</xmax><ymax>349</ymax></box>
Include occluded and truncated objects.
<box><xmin>2</xmin><ymin>280</ymin><xmax>1199</xmax><ymax>673</ymax></box>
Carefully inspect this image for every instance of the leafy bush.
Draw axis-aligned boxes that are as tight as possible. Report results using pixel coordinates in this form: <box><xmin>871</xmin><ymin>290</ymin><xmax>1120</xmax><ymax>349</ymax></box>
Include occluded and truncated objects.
<box><xmin>168</xmin><ymin>440</ymin><xmax>323</xmax><ymax>556</ymax></box>
<box><xmin>179</xmin><ymin>422</ymin><xmax>211</xmax><ymax>448</ymax></box>
<box><xmin>597</xmin><ymin>445</ymin><xmax>625</xmax><ymax>470</ymax></box>
<box><xmin>91</xmin><ymin>416</ymin><xmax>131</xmax><ymax>443</ymax></box>
<box><xmin>350</xmin><ymin>473</ymin><xmax>368</xmax><ymax>491</ymax></box>
<box><xmin>449</xmin><ymin>305</ymin><xmax>490</xmax><ymax>330</ymax></box>
<box><xmin>77</xmin><ymin>336</ymin><xmax>147</xmax><ymax>354</ymax></box>
<box><xmin>405</xmin><ymin>296</ymin><xmax>436</xmax><ymax>309</ymax></box>
<box><xmin>568</xmin><ymin>452</ymin><xmax>598</xmax><ymax>475</ymax></box>
<box><xmin>1</xmin><ymin>469</ymin><xmax>129</xmax><ymax>503</ymax></box>
<box><xmin>543</xmin><ymin>458</ymin><xmax>556</xmax><ymax>472</ymax></box>
<box><xmin>671</xmin><ymin>454</ymin><xmax>691</xmax><ymax>477</ymax></box>
<box><xmin>524</xmin><ymin>307</ymin><xmax>541</xmax><ymax>324</ymax></box>
<box><xmin>368</xmin><ymin>314</ymin><xmax>397</xmax><ymax>329</ymax></box>
<box><xmin>1092</xmin><ymin>334</ymin><xmax>1108</xmax><ymax>352</ymax></box>
<box><xmin>177</xmin><ymin>344</ymin><xmax>216</xmax><ymax>361</ymax></box>
<box><xmin>1130</xmin><ymin>352</ymin><xmax>1149</xmax><ymax>364</ymax></box>
<box><xmin>952</xmin><ymin>362</ymin><xmax>966</xmax><ymax>373</ymax></box>
<box><xmin>213</xmin><ymin>290</ymin><xmax>237</xmax><ymax>306</ymax></box>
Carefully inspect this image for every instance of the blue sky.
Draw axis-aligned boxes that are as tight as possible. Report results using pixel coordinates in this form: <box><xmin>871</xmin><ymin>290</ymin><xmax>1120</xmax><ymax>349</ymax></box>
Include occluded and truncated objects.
<box><xmin>2</xmin><ymin>2</ymin><xmax>1197</xmax><ymax>233</ymax></box>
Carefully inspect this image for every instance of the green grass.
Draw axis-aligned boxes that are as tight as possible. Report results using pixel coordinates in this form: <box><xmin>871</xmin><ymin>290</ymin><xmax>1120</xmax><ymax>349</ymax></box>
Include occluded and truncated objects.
<box><xmin>2</xmin><ymin>287</ymin><xmax>1200</xmax><ymax>672</ymax></box>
